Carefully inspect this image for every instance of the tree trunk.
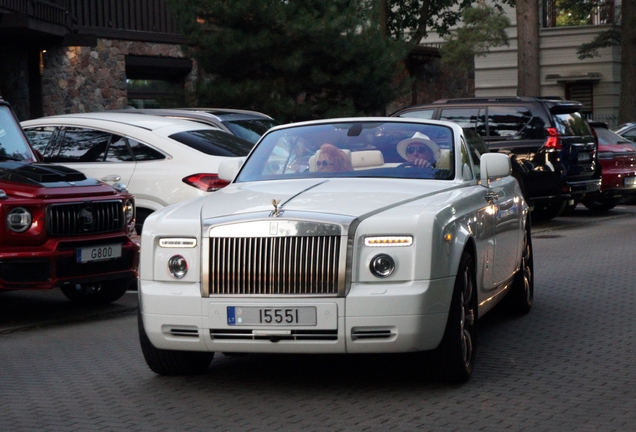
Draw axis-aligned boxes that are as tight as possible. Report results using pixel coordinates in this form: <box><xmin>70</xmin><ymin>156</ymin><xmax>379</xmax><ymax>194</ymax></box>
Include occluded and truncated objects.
<box><xmin>516</xmin><ymin>0</ymin><xmax>541</xmax><ymax>96</ymax></box>
<box><xmin>619</xmin><ymin>0</ymin><xmax>636</xmax><ymax>124</ymax></box>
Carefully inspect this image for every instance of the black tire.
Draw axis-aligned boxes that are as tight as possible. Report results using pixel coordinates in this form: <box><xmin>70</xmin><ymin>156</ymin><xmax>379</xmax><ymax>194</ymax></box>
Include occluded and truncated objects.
<box><xmin>504</xmin><ymin>221</ymin><xmax>534</xmax><ymax>315</ymax></box>
<box><xmin>60</xmin><ymin>278</ymin><xmax>132</xmax><ymax>306</ymax></box>
<box><xmin>582</xmin><ymin>197</ymin><xmax>621</xmax><ymax>212</ymax></box>
<box><xmin>560</xmin><ymin>200</ymin><xmax>579</xmax><ymax>216</ymax></box>
<box><xmin>427</xmin><ymin>252</ymin><xmax>478</xmax><ymax>383</ymax></box>
<box><xmin>135</xmin><ymin>208</ymin><xmax>154</xmax><ymax>235</ymax></box>
<box><xmin>531</xmin><ymin>201</ymin><xmax>566</xmax><ymax>221</ymax></box>
<box><xmin>138</xmin><ymin>311</ymin><xmax>214</xmax><ymax>376</ymax></box>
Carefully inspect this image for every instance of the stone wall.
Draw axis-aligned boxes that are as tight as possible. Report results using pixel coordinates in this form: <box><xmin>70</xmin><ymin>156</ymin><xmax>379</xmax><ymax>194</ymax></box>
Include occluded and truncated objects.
<box><xmin>41</xmin><ymin>39</ymin><xmax>197</xmax><ymax>116</ymax></box>
<box><xmin>0</xmin><ymin>48</ymin><xmax>31</xmax><ymax>121</ymax></box>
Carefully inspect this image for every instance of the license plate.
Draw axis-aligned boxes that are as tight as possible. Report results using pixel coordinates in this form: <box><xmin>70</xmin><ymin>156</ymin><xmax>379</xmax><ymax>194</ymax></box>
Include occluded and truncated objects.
<box><xmin>227</xmin><ymin>306</ymin><xmax>317</xmax><ymax>326</ymax></box>
<box><xmin>578</xmin><ymin>152</ymin><xmax>592</xmax><ymax>162</ymax></box>
<box><xmin>76</xmin><ymin>244</ymin><xmax>122</xmax><ymax>263</ymax></box>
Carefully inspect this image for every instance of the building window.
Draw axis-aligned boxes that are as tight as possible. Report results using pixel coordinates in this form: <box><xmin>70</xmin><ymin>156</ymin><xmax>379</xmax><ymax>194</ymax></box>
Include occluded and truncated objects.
<box><xmin>126</xmin><ymin>79</ymin><xmax>182</xmax><ymax>109</ymax></box>
<box><xmin>125</xmin><ymin>56</ymin><xmax>193</xmax><ymax>108</ymax></box>
<box><xmin>543</xmin><ymin>0</ymin><xmax>614</xmax><ymax>28</ymax></box>
<box><xmin>565</xmin><ymin>82</ymin><xmax>594</xmax><ymax>116</ymax></box>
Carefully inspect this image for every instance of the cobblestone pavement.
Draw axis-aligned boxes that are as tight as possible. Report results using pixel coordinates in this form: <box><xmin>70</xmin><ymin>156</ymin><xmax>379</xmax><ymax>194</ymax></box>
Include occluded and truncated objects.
<box><xmin>1</xmin><ymin>205</ymin><xmax>635</xmax><ymax>431</ymax></box>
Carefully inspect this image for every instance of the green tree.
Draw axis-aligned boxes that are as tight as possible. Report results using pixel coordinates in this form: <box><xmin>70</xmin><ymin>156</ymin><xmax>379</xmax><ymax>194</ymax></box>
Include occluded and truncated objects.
<box><xmin>383</xmin><ymin>0</ymin><xmax>514</xmax><ymax>45</ymax></box>
<box><xmin>575</xmin><ymin>0</ymin><xmax>636</xmax><ymax>124</ymax></box>
<box><xmin>165</xmin><ymin>0</ymin><xmax>408</xmax><ymax>122</ymax></box>
<box><xmin>439</xmin><ymin>4</ymin><xmax>511</xmax><ymax>72</ymax></box>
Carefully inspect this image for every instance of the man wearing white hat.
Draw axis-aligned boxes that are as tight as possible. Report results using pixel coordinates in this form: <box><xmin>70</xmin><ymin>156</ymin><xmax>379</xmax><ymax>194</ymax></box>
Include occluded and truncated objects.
<box><xmin>396</xmin><ymin>132</ymin><xmax>441</xmax><ymax>168</ymax></box>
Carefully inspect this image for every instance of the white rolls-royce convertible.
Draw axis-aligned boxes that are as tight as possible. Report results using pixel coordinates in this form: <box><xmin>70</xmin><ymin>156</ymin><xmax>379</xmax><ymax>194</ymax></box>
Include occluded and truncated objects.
<box><xmin>138</xmin><ymin>118</ymin><xmax>533</xmax><ymax>383</ymax></box>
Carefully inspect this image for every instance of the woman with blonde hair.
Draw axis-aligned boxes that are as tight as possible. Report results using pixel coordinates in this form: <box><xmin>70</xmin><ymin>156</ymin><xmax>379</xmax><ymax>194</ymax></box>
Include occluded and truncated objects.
<box><xmin>316</xmin><ymin>143</ymin><xmax>353</xmax><ymax>172</ymax></box>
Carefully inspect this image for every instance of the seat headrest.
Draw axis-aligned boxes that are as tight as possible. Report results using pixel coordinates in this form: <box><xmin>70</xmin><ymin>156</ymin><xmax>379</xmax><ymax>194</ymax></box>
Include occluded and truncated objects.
<box><xmin>351</xmin><ymin>150</ymin><xmax>384</xmax><ymax>168</ymax></box>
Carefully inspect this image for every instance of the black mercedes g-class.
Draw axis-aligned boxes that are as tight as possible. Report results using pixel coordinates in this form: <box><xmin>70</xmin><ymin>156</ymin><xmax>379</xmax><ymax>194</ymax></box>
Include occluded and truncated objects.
<box><xmin>392</xmin><ymin>97</ymin><xmax>602</xmax><ymax>220</ymax></box>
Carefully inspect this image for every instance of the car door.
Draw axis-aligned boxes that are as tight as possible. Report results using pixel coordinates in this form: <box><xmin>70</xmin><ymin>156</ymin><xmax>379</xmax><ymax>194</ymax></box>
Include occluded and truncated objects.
<box><xmin>464</xmin><ymin>135</ymin><xmax>521</xmax><ymax>289</ymax></box>
<box><xmin>489</xmin><ymin>176</ymin><xmax>522</xmax><ymax>286</ymax></box>
<box><xmin>460</xmin><ymin>138</ymin><xmax>495</xmax><ymax>292</ymax></box>
<box><xmin>45</xmin><ymin>127</ymin><xmax>137</xmax><ymax>188</ymax></box>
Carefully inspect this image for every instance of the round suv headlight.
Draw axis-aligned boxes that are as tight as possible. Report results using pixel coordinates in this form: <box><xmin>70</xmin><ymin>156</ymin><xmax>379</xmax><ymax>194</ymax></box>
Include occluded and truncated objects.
<box><xmin>369</xmin><ymin>253</ymin><xmax>395</xmax><ymax>278</ymax></box>
<box><xmin>168</xmin><ymin>255</ymin><xmax>188</xmax><ymax>279</ymax></box>
<box><xmin>123</xmin><ymin>199</ymin><xmax>134</xmax><ymax>224</ymax></box>
<box><xmin>7</xmin><ymin>207</ymin><xmax>32</xmax><ymax>233</ymax></box>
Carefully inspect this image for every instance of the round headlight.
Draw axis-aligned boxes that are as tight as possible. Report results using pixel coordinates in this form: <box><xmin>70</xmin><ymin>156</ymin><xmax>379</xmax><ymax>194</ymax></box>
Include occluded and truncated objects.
<box><xmin>369</xmin><ymin>253</ymin><xmax>395</xmax><ymax>278</ymax></box>
<box><xmin>168</xmin><ymin>255</ymin><xmax>188</xmax><ymax>279</ymax></box>
<box><xmin>7</xmin><ymin>207</ymin><xmax>32</xmax><ymax>233</ymax></box>
<box><xmin>123</xmin><ymin>199</ymin><xmax>134</xmax><ymax>224</ymax></box>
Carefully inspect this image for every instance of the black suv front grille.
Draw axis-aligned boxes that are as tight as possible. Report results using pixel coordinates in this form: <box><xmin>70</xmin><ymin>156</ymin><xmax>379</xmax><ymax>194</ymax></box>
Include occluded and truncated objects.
<box><xmin>47</xmin><ymin>200</ymin><xmax>124</xmax><ymax>236</ymax></box>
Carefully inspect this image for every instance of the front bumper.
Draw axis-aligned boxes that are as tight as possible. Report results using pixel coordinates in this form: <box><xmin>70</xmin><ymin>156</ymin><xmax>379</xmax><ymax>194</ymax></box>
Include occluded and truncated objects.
<box><xmin>139</xmin><ymin>277</ymin><xmax>455</xmax><ymax>354</ymax></box>
<box><xmin>0</xmin><ymin>234</ymin><xmax>139</xmax><ymax>290</ymax></box>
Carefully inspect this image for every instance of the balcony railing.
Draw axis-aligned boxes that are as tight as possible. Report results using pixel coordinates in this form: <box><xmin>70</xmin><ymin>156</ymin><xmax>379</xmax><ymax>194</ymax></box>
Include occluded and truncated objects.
<box><xmin>0</xmin><ymin>0</ymin><xmax>69</xmax><ymax>27</ymax></box>
<box><xmin>0</xmin><ymin>0</ymin><xmax>180</xmax><ymax>37</ymax></box>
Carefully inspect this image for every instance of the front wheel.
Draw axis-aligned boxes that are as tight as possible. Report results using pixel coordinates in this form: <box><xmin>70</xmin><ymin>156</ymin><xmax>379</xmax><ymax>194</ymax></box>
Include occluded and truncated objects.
<box><xmin>60</xmin><ymin>278</ymin><xmax>132</xmax><ymax>306</ymax></box>
<box><xmin>531</xmin><ymin>201</ymin><xmax>566</xmax><ymax>221</ymax></box>
<box><xmin>138</xmin><ymin>311</ymin><xmax>214</xmax><ymax>375</ymax></box>
<box><xmin>426</xmin><ymin>252</ymin><xmax>478</xmax><ymax>383</ymax></box>
<box><xmin>135</xmin><ymin>208</ymin><xmax>154</xmax><ymax>235</ymax></box>
<box><xmin>582</xmin><ymin>197</ymin><xmax>621</xmax><ymax>212</ymax></box>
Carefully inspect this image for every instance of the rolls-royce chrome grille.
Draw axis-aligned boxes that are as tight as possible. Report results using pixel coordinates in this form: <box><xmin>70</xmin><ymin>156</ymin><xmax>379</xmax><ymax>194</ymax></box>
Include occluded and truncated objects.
<box><xmin>209</xmin><ymin>235</ymin><xmax>341</xmax><ymax>295</ymax></box>
<box><xmin>47</xmin><ymin>200</ymin><xmax>123</xmax><ymax>236</ymax></box>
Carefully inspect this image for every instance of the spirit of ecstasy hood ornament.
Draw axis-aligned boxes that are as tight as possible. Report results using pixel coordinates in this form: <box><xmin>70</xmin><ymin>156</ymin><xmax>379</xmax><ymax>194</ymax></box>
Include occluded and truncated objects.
<box><xmin>271</xmin><ymin>199</ymin><xmax>282</xmax><ymax>217</ymax></box>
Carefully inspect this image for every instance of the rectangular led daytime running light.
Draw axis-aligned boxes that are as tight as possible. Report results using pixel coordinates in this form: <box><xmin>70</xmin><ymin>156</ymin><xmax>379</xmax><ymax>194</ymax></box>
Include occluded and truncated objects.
<box><xmin>365</xmin><ymin>236</ymin><xmax>413</xmax><ymax>247</ymax></box>
<box><xmin>159</xmin><ymin>238</ymin><xmax>197</xmax><ymax>248</ymax></box>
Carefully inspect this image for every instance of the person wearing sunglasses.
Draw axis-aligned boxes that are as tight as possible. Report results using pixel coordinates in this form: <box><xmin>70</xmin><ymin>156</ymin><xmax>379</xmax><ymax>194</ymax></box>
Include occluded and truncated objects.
<box><xmin>396</xmin><ymin>133</ymin><xmax>441</xmax><ymax>168</ymax></box>
<box><xmin>316</xmin><ymin>143</ymin><xmax>353</xmax><ymax>172</ymax></box>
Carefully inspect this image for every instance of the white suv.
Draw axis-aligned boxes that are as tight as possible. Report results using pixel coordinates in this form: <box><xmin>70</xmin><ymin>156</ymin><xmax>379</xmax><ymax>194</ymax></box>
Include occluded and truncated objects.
<box><xmin>22</xmin><ymin>112</ymin><xmax>254</xmax><ymax>233</ymax></box>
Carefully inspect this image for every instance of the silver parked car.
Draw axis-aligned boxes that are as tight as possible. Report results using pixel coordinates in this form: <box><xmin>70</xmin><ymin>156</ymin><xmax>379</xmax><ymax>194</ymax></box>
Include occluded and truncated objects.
<box><xmin>615</xmin><ymin>122</ymin><xmax>636</xmax><ymax>144</ymax></box>
<box><xmin>114</xmin><ymin>108</ymin><xmax>279</xmax><ymax>144</ymax></box>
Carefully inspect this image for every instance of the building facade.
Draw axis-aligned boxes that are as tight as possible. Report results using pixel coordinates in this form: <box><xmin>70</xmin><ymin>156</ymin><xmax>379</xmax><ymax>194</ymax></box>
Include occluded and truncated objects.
<box><xmin>0</xmin><ymin>0</ymin><xmax>196</xmax><ymax>121</ymax></box>
<box><xmin>422</xmin><ymin>0</ymin><xmax>622</xmax><ymax>127</ymax></box>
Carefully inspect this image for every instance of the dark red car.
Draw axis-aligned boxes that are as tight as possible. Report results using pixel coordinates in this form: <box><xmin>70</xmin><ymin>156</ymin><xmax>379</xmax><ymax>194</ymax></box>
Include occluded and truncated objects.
<box><xmin>582</xmin><ymin>122</ymin><xmax>636</xmax><ymax>211</ymax></box>
<box><xmin>0</xmin><ymin>96</ymin><xmax>139</xmax><ymax>305</ymax></box>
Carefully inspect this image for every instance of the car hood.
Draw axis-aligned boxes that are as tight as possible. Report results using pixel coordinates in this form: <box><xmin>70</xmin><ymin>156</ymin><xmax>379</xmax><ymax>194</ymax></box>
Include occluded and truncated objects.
<box><xmin>201</xmin><ymin>178</ymin><xmax>458</xmax><ymax>220</ymax></box>
<box><xmin>0</xmin><ymin>161</ymin><xmax>117</xmax><ymax>198</ymax></box>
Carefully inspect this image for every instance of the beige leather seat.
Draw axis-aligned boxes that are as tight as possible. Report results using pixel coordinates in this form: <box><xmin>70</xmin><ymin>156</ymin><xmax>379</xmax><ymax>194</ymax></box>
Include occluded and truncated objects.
<box><xmin>434</xmin><ymin>149</ymin><xmax>451</xmax><ymax>169</ymax></box>
<box><xmin>351</xmin><ymin>150</ymin><xmax>384</xmax><ymax>169</ymax></box>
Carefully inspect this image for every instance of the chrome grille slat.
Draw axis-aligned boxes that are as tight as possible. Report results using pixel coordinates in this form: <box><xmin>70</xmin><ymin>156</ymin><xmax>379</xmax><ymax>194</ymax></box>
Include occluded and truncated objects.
<box><xmin>209</xmin><ymin>235</ymin><xmax>340</xmax><ymax>295</ymax></box>
<box><xmin>46</xmin><ymin>200</ymin><xmax>123</xmax><ymax>236</ymax></box>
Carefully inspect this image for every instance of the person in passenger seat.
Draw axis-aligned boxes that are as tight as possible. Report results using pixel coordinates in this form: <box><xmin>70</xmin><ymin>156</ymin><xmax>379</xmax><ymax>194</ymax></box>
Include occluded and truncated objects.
<box><xmin>316</xmin><ymin>143</ymin><xmax>353</xmax><ymax>172</ymax></box>
<box><xmin>396</xmin><ymin>133</ymin><xmax>440</xmax><ymax>168</ymax></box>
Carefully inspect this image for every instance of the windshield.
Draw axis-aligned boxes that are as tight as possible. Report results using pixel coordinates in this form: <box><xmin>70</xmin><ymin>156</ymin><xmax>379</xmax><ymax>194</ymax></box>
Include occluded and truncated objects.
<box><xmin>0</xmin><ymin>105</ymin><xmax>36</xmax><ymax>161</ymax></box>
<box><xmin>224</xmin><ymin>119</ymin><xmax>279</xmax><ymax>144</ymax></box>
<box><xmin>236</xmin><ymin>121</ymin><xmax>456</xmax><ymax>183</ymax></box>
<box><xmin>593</xmin><ymin>126</ymin><xmax>634</xmax><ymax>145</ymax></box>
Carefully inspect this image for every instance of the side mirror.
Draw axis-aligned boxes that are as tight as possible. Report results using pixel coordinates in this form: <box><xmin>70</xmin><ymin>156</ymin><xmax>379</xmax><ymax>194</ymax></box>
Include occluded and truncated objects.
<box><xmin>218</xmin><ymin>157</ymin><xmax>245</xmax><ymax>182</ymax></box>
<box><xmin>480</xmin><ymin>153</ymin><xmax>511</xmax><ymax>185</ymax></box>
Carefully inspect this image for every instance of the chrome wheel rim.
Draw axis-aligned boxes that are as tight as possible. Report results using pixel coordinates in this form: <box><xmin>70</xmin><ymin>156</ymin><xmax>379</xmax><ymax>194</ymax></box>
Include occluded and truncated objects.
<box><xmin>460</xmin><ymin>266</ymin><xmax>475</xmax><ymax>368</ymax></box>
<box><xmin>522</xmin><ymin>231</ymin><xmax>533</xmax><ymax>303</ymax></box>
